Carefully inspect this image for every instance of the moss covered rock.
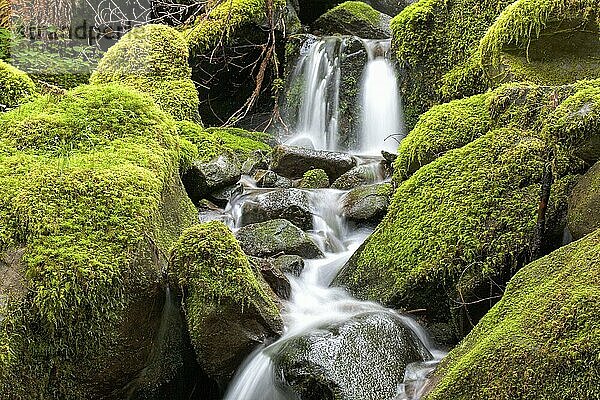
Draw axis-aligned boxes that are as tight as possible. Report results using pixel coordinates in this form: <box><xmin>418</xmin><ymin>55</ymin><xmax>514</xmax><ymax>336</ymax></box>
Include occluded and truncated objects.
<box><xmin>335</xmin><ymin>127</ymin><xmax>577</xmax><ymax>335</ymax></box>
<box><xmin>313</xmin><ymin>1</ymin><xmax>392</xmax><ymax>38</ymax></box>
<box><xmin>390</xmin><ymin>0</ymin><xmax>513</xmax><ymax>128</ymax></box>
<box><xmin>169</xmin><ymin>221</ymin><xmax>283</xmax><ymax>384</ymax></box>
<box><xmin>342</xmin><ymin>183</ymin><xmax>392</xmax><ymax>223</ymax></box>
<box><xmin>91</xmin><ymin>24</ymin><xmax>200</xmax><ymax>122</ymax></box>
<box><xmin>426</xmin><ymin>228</ymin><xmax>600</xmax><ymax>400</ymax></box>
<box><xmin>0</xmin><ymin>84</ymin><xmax>199</xmax><ymax>399</ymax></box>
<box><xmin>567</xmin><ymin>161</ymin><xmax>600</xmax><ymax>241</ymax></box>
<box><xmin>0</xmin><ymin>60</ymin><xmax>37</xmax><ymax>111</ymax></box>
<box><xmin>299</xmin><ymin>168</ymin><xmax>330</xmax><ymax>189</ymax></box>
<box><xmin>479</xmin><ymin>0</ymin><xmax>600</xmax><ymax>86</ymax></box>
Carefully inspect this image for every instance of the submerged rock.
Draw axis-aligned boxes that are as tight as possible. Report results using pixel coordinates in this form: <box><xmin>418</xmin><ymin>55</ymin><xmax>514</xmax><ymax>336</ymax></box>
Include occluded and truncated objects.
<box><xmin>342</xmin><ymin>183</ymin><xmax>393</xmax><ymax>223</ymax></box>
<box><xmin>271</xmin><ymin>145</ymin><xmax>357</xmax><ymax>181</ymax></box>
<box><xmin>331</xmin><ymin>163</ymin><xmax>387</xmax><ymax>190</ymax></box>
<box><xmin>313</xmin><ymin>1</ymin><xmax>392</xmax><ymax>39</ymax></box>
<box><xmin>169</xmin><ymin>222</ymin><xmax>283</xmax><ymax>386</ymax></box>
<box><xmin>236</xmin><ymin>219</ymin><xmax>324</xmax><ymax>259</ymax></box>
<box><xmin>568</xmin><ymin>161</ymin><xmax>600</xmax><ymax>241</ymax></box>
<box><xmin>239</xmin><ymin>188</ymin><xmax>314</xmax><ymax>230</ymax></box>
<box><xmin>250</xmin><ymin>257</ymin><xmax>293</xmax><ymax>300</ymax></box>
<box><xmin>273</xmin><ymin>310</ymin><xmax>432</xmax><ymax>400</ymax></box>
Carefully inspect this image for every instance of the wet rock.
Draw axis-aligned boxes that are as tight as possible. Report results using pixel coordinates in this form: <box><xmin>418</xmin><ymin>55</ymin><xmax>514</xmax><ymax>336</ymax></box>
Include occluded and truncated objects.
<box><xmin>254</xmin><ymin>169</ymin><xmax>293</xmax><ymax>189</ymax></box>
<box><xmin>313</xmin><ymin>1</ymin><xmax>392</xmax><ymax>39</ymax></box>
<box><xmin>381</xmin><ymin>150</ymin><xmax>397</xmax><ymax>164</ymax></box>
<box><xmin>331</xmin><ymin>163</ymin><xmax>386</xmax><ymax>190</ymax></box>
<box><xmin>210</xmin><ymin>183</ymin><xmax>244</xmax><ymax>208</ymax></box>
<box><xmin>274</xmin><ymin>254</ymin><xmax>305</xmax><ymax>277</ymax></box>
<box><xmin>239</xmin><ymin>188</ymin><xmax>314</xmax><ymax>230</ymax></box>
<box><xmin>242</xmin><ymin>150</ymin><xmax>271</xmax><ymax>175</ymax></box>
<box><xmin>342</xmin><ymin>183</ymin><xmax>393</xmax><ymax>222</ymax></box>
<box><xmin>270</xmin><ymin>145</ymin><xmax>357</xmax><ymax>181</ymax></box>
<box><xmin>182</xmin><ymin>153</ymin><xmax>241</xmax><ymax>204</ymax></box>
<box><xmin>169</xmin><ymin>222</ymin><xmax>283</xmax><ymax>386</ymax></box>
<box><xmin>273</xmin><ymin>310</ymin><xmax>433</xmax><ymax>400</ymax></box>
<box><xmin>299</xmin><ymin>169</ymin><xmax>330</xmax><ymax>189</ymax></box>
<box><xmin>250</xmin><ymin>257</ymin><xmax>292</xmax><ymax>300</ymax></box>
<box><xmin>568</xmin><ymin>161</ymin><xmax>600</xmax><ymax>240</ymax></box>
<box><xmin>236</xmin><ymin>219</ymin><xmax>324</xmax><ymax>259</ymax></box>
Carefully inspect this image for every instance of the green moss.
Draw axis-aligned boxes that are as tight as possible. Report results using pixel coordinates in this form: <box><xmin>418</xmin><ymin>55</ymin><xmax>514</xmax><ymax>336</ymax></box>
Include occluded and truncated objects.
<box><xmin>567</xmin><ymin>161</ymin><xmax>600</xmax><ymax>240</ymax></box>
<box><xmin>394</xmin><ymin>93</ymin><xmax>492</xmax><ymax>183</ymax></box>
<box><xmin>91</xmin><ymin>24</ymin><xmax>200</xmax><ymax>122</ymax></box>
<box><xmin>337</xmin><ymin>127</ymin><xmax>575</xmax><ymax>330</ymax></box>
<box><xmin>0</xmin><ymin>60</ymin><xmax>37</xmax><ymax>110</ymax></box>
<box><xmin>0</xmin><ymin>83</ymin><xmax>197</xmax><ymax>398</ymax></box>
<box><xmin>479</xmin><ymin>0</ymin><xmax>600</xmax><ymax>86</ymax></box>
<box><xmin>184</xmin><ymin>0</ymin><xmax>286</xmax><ymax>54</ymax></box>
<box><xmin>427</xmin><ymin>228</ymin><xmax>600</xmax><ymax>399</ymax></box>
<box><xmin>321</xmin><ymin>1</ymin><xmax>382</xmax><ymax>26</ymax></box>
<box><xmin>299</xmin><ymin>169</ymin><xmax>329</xmax><ymax>189</ymax></box>
<box><xmin>390</xmin><ymin>0</ymin><xmax>513</xmax><ymax>127</ymax></box>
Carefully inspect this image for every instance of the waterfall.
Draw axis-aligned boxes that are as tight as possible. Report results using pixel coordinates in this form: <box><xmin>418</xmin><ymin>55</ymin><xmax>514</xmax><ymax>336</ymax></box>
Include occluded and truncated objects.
<box><xmin>360</xmin><ymin>40</ymin><xmax>405</xmax><ymax>155</ymax></box>
<box><xmin>287</xmin><ymin>37</ymin><xmax>344</xmax><ymax>151</ymax></box>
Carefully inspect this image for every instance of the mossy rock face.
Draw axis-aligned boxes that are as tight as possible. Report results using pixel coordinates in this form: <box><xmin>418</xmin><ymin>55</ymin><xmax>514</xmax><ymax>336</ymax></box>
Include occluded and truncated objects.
<box><xmin>273</xmin><ymin>310</ymin><xmax>432</xmax><ymax>400</ymax></box>
<box><xmin>0</xmin><ymin>60</ymin><xmax>37</xmax><ymax>111</ymax></box>
<box><xmin>0</xmin><ymin>84</ymin><xmax>199</xmax><ymax>399</ymax></box>
<box><xmin>313</xmin><ymin>1</ymin><xmax>392</xmax><ymax>39</ymax></box>
<box><xmin>335</xmin><ymin>127</ymin><xmax>577</xmax><ymax>335</ymax></box>
<box><xmin>568</xmin><ymin>161</ymin><xmax>600</xmax><ymax>241</ymax></box>
<box><xmin>426</xmin><ymin>228</ymin><xmax>600</xmax><ymax>400</ymax></box>
<box><xmin>299</xmin><ymin>168</ymin><xmax>330</xmax><ymax>189</ymax></box>
<box><xmin>91</xmin><ymin>24</ymin><xmax>200</xmax><ymax>122</ymax></box>
<box><xmin>390</xmin><ymin>0</ymin><xmax>513</xmax><ymax>128</ymax></box>
<box><xmin>184</xmin><ymin>0</ymin><xmax>296</xmax><ymax>126</ymax></box>
<box><xmin>169</xmin><ymin>221</ymin><xmax>283</xmax><ymax>385</ymax></box>
<box><xmin>479</xmin><ymin>0</ymin><xmax>600</xmax><ymax>87</ymax></box>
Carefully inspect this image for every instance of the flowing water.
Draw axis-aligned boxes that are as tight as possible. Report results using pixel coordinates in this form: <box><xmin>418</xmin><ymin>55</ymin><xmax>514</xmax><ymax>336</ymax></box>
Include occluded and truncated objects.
<box><xmin>360</xmin><ymin>40</ymin><xmax>406</xmax><ymax>154</ymax></box>
<box><xmin>220</xmin><ymin>36</ymin><xmax>439</xmax><ymax>400</ymax></box>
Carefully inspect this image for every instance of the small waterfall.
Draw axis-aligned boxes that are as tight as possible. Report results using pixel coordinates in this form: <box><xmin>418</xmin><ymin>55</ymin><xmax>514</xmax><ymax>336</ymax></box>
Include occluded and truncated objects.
<box><xmin>288</xmin><ymin>37</ymin><xmax>344</xmax><ymax>151</ymax></box>
<box><xmin>360</xmin><ymin>40</ymin><xmax>405</xmax><ymax>155</ymax></box>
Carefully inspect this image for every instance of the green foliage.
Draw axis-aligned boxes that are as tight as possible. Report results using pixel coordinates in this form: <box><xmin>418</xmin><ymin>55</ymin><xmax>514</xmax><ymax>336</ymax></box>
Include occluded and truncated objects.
<box><xmin>0</xmin><ymin>59</ymin><xmax>37</xmax><ymax>110</ymax></box>
<box><xmin>427</xmin><ymin>228</ymin><xmax>600</xmax><ymax>399</ymax></box>
<box><xmin>184</xmin><ymin>0</ymin><xmax>286</xmax><ymax>54</ymax></box>
<box><xmin>0</xmin><ymin>83</ymin><xmax>197</xmax><ymax>398</ymax></box>
<box><xmin>299</xmin><ymin>169</ymin><xmax>330</xmax><ymax>189</ymax></box>
<box><xmin>394</xmin><ymin>93</ymin><xmax>492</xmax><ymax>183</ymax></box>
<box><xmin>91</xmin><ymin>24</ymin><xmax>200</xmax><ymax>122</ymax></box>
<box><xmin>320</xmin><ymin>1</ymin><xmax>382</xmax><ymax>26</ymax></box>
<box><xmin>390</xmin><ymin>0</ymin><xmax>513</xmax><ymax>127</ymax></box>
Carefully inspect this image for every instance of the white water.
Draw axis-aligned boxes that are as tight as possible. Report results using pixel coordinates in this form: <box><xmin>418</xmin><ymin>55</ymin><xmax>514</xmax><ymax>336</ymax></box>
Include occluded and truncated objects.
<box><xmin>287</xmin><ymin>37</ymin><xmax>343</xmax><ymax>151</ymax></box>
<box><xmin>222</xmin><ymin>183</ymin><xmax>445</xmax><ymax>400</ymax></box>
<box><xmin>360</xmin><ymin>40</ymin><xmax>405</xmax><ymax>155</ymax></box>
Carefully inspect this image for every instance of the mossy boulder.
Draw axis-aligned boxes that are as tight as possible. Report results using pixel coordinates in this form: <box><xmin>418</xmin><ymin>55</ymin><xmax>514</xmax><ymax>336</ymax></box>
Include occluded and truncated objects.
<box><xmin>0</xmin><ymin>60</ymin><xmax>37</xmax><ymax>111</ymax></box>
<box><xmin>331</xmin><ymin>163</ymin><xmax>387</xmax><ymax>190</ymax></box>
<box><xmin>426</xmin><ymin>228</ymin><xmax>600</xmax><ymax>400</ymax></box>
<box><xmin>479</xmin><ymin>0</ymin><xmax>600</xmax><ymax>87</ymax></box>
<box><xmin>169</xmin><ymin>221</ymin><xmax>283</xmax><ymax>385</ymax></box>
<box><xmin>0</xmin><ymin>84</ymin><xmax>199</xmax><ymax>399</ymax></box>
<box><xmin>313</xmin><ymin>1</ymin><xmax>392</xmax><ymax>39</ymax></box>
<box><xmin>390</xmin><ymin>0</ymin><xmax>513</xmax><ymax>128</ymax></box>
<box><xmin>239</xmin><ymin>188</ymin><xmax>314</xmax><ymax>230</ymax></box>
<box><xmin>91</xmin><ymin>24</ymin><xmax>200</xmax><ymax>122</ymax></box>
<box><xmin>567</xmin><ymin>161</ymin><xmax>600</xmax><ymax>241</ymax></box>
<box><xmin>273</xmin><ymin>310</ymin><xmax>433</xmax><ymax>400</ymax></box>
<box><xmin>335</xmin><ymin>127</ymin><xmax>577</xmax><ymax>336</ymax></box>
<box><xmin>184</xmin><ymin>0</ymin><xmax>298</xmax><ymax>126</ymax></box>
<box><xmin>236</xmin><ymin>219</ymin><xmax>324</xmax><ymax>259</ymax></box>
<box><xmin>299</xmin><ymin>168</ymin><xmax>330</xmax><ymax>189</ymax></box>
<box><xmin>342</xmin><ymin>183</ymin><xmax>393</xmax><ymax>223</ymax></box>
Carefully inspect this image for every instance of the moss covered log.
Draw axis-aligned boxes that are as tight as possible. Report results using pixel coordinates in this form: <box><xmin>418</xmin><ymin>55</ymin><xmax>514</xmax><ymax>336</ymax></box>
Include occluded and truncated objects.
<box><xmin>169</xmin><ymin>221</ymin><xmax>283</xmax><ymax>383</ymax></box>
<box><xmin>0</xmin><ymin>83</ymin><xmax>199</xmax><ymax>398</ymax></box>
<box><xmin>0</xmin><ymin>60</ymin><xmax>37</xmax><ymax>110</ymax></box>
<box><xmin>426</xmin><ymin>228</ymin><xmax>600</xmax><ymax>399</ymax></box>
<box><xmin>91</xmin><ymin>24</ymin><xmax>200</xmax><ymax>122</ymax></box>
